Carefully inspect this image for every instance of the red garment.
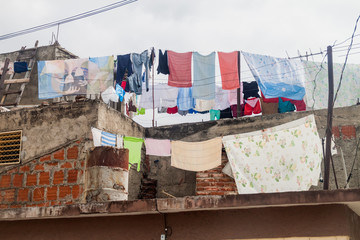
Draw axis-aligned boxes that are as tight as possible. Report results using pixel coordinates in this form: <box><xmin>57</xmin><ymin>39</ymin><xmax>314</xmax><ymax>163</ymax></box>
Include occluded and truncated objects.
<box><xmin>167</xmin><ymin>106</ymin><xmax>178</xmax><ymax>114</ymax></box>
<box><xmin>261</xmin><ymin>91</ymin><xmax>278</xmax><ymax>103</ymax></box>
<box><xmin>121</xmin><ymin>80</ymin><xmax>127</xmax><ymax>90</ymax></box>
<box><xmin>218</xmin><ymin>51</ymin><xmax>240</xmax><ymax>90</ymax></box>
<box><xmin>230</xmin><ymin>104</ymin><xmax>244</xmax><ymax>118</ymax></box>
<box><xmin>261</xmin><ymin>91</ymin><xmax>306</xmax><ymax>111</ymax></box>
<box><xmin>288</xmin><ymin>99</ymin><xmax>306</xmax><ymax>111</ymax></box>
<box><xmin>244</xmin><ymin>98</ymin><xmax>261</xmax><ymax>115</ymax></box>
<box><xmin>167</xmin><ymin>51</ymin><xmax>192</xmax><ymax>88</ymax></box>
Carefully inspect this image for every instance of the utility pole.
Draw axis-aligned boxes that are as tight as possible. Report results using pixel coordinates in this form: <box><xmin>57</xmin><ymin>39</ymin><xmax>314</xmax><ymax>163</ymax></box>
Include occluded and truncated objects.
<box><xmin>151</xmin><ymin>48</ymin><xmax>155</xmax><ymax>128</ymax></box>
<box><xmin>237</xmin><ymin>51</ymin><xmax>241</xmax><ymax>118</ymax></box>
<box><xmin>324</xmin><ymin>45</ymin><xmax>334</xmax><ymax>190</ymax></box>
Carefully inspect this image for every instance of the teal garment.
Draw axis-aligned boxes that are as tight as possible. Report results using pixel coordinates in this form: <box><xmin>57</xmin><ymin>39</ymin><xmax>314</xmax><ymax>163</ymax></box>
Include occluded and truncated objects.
<box><xmin>123</xmin><ymin>136</ymin><xmax>144</xmax><ymax>171</ymax></box>
<box><xmin>192</xmin><ymin>52</ymin><xmax>216</xmax><ymax>100</ymax></box>
<box><xmin>278</xmin><ymin>97</ymin><xmax>295</xmax><ymax>113</ymax></box>
<box><xmin>210</xmin><ymin>109</ymin><xmax>220</xmax><ymax>120</ymax></box>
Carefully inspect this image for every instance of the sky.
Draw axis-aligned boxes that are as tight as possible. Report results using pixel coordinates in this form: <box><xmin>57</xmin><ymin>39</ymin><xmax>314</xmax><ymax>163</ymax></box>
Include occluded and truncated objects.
<box><xmin>1</xmin><ymin>0</ymin><xmax>360</xmax><ymax>127</ymax></box>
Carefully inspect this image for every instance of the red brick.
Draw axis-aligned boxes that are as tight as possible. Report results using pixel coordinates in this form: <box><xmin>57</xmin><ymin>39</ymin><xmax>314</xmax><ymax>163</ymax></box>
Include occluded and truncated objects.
<box><xmin>34</xmin><ymin>164</ymin><xmax>45</xmax><ymax>171</ymax></box>
<box><xmin>47</xmin><ymin>186</ymin><xmax>58</xmax><ymax>201</ymax></box>
<box><xmin>0</xmin><ymin>175</ymin><xmax>11</xmax><ymax>188</ymax></box>
<box><xmin>46</xmin><ymin>162</ymin><xmax>58</xmax><ymax>167</ymax></box>
<box><xmin>332</xmin><ymin>126</ymin><xmax>340</xmax><ymax>139</ymax></box>
<box><xmin>59</xmin><ymin>186</ymin><xmax>71</xmax><ymax>199</ymax></box>
<box><xmin>40</xmin><ymin>155</ymin><xmax>52</xmax><ymax>162</ymax></box>
<box><xmin>39</xmin><ymin>172</ymin><xmax>50</xmax><ymax>185</ymax></box>
<box><xmin>7</xmin><ymin>168</ymin><xmax>18</xmax><ymax>174</ymax></box>
<box><xmin>67</xmin><ymin>145</ymin><xmax>79</xmax><ymax>160</ymax></box>
<box><xmin>50</xmin><ymin>201</ymin><xmax>60</xmax><ymax>206</ymax></box>
<box><xmin>61</xmin><ymin>162</ymin><xmax>72</xmax><ymax>169</ymax></box>
<box><xmin>17</xmin><ymin>189</ymin><xmax>29</xmax><ymax>202</ymax></box>
<box><xmin>53</xmin><ymin>149</ymin><xmax>65</xmax><ymax>160</ymax></box>
<box><xmin>3</xmin><ymin>189</ymin><xmax>15</xmax><ymax>202</ymax></box>
<box><xmin>26</xmin><ymin>174</ymin><xmax>37</xmax><ymax>186</ymax></box>
<box><xmin>72</xmin><ymin>185</ymin><xmax>80</xmax><ymax>199</ymax></box>
<box><xmin>10</xmin><ymin>204</ymin><xmax>22</xmax><ymax>209</ymax></box>
<box><xmin>12</xmin><ymin>174</ymin><xmax>23</xmax><ymax>187</ymax></box>
<box><xmin>341</xmin><ymin>125</ymin><xmax>356</xmax><ymax>140</ymax></box>
<box><xmin>33</xmin><ymin>187</ymin><xmax>45</xmax><ymax>202</ymax></box>
<box><xmin>80</xmin><ymin>160</ymin><xmax>85</xmax><ymax>168</ymax></box>
<box><xmin>19</xmin><ymin>165</ymin><xmax>30</xmax><ymax>173</ymax></box>
<box><xmin>67</xmin><ymin>169</ymin><xmax>78</xmax><ymax>183</ymax></box>
<box><xmin>0</xmin><ymin>204</ymin><xmax>8</xmax><ymax>209</ymax></box>
<box><xmin>53</xmin><ymin>171</ymin><xmax>64</xmax><ymax>184</ymax></box>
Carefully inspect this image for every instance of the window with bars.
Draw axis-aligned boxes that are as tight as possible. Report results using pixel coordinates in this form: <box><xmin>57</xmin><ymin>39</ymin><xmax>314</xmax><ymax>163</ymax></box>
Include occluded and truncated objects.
<box><xmin>0</xmin><ymin>130</ymin><xmax>22</xmax><ymax>165</ymax></box>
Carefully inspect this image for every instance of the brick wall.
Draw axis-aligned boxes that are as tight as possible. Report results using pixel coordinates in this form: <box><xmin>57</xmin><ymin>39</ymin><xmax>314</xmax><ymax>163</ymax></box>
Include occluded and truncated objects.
<box><xmin>0</xmin><ymin>140</ymin><xmax>85</xmax><ymax>209</ymax></box>
<box><xmin>196</xmin><ymin>150</ymin><xmax>237</xmax><ymax>196</ymax></box>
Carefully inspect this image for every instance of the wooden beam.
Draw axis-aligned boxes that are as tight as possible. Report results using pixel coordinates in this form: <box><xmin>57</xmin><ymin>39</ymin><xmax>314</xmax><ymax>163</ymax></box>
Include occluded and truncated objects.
<box><xmin>4</xmin><ymin>78</ymin><xmax>30</xmax><ymax>84</ymax></box>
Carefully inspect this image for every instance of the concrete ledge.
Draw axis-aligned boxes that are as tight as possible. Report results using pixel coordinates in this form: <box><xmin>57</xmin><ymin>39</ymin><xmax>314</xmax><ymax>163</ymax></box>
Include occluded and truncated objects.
<box><xmin>1</xmin><ymin>189</ymin><xmax>360</xmax><ymax>221</ymax></box>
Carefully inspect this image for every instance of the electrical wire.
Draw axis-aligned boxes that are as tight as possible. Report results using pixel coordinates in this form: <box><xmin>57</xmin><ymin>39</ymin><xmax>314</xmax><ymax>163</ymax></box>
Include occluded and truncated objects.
<box><xmin>0</xmin><ymin>0</ymin><xmax>137</xmax><ymax>41</ymax></box>
<box><xmin>333</xmin><ymin>15</ymin><xmax>360</xmax><ymax>106</ymax></box>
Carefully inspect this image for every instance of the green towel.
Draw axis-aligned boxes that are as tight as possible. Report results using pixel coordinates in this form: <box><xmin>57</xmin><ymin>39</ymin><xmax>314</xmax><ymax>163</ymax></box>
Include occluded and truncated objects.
<box><xmin>123</xmin><ymin>136</ymin><xmax>144</xmax><ymax>171</ymax></box>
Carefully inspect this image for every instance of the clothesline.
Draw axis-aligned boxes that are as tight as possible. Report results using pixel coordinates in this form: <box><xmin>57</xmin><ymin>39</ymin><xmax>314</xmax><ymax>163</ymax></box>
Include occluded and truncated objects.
<box><xmin>94</xmin><ymin>115</ymin><xmax>323</xmax><ymax>194</ymax></box>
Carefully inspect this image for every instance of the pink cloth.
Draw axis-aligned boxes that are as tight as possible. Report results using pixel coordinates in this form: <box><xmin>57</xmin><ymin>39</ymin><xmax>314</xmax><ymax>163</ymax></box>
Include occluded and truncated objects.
<box><xmin>145</xmin><ymin>138</ymin><xmax>171</xmax><ymax>156</ymax></box>
<box><xmin>218</xmin><ymin>51</ymin><xmax>240</xmax><ymax>90</ymax></box>
<box><xmin>228</xmin><ymin>82</ymin><xmax>243</xmax><ymax>105</ymax></box>
<box><xmin>245</xmin><ymin>97</ymin><xmax>259</xmax><ymax>108</ymax></box>
<box><xmin>167</xmin><ymin>51</ymin><xmax>192</xmax><ymax>88</ymax></box>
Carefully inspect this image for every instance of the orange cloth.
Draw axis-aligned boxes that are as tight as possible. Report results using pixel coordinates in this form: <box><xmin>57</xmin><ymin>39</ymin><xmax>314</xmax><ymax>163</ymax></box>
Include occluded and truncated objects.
<box><xmin>167</xmin><ymin>51</ymin><xmax>192</xmax><ymax>88</ymax></box>
<box><xmin>218</xmin><ymin>51</ymin><xmax>240</xmax><ymax>90</ymax></box>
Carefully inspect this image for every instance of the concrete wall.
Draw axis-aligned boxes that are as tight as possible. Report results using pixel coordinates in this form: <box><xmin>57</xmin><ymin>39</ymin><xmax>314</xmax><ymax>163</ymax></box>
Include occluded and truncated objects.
<box><xmin>0</xmin><ymin>101</ymin><xmax>145</xmax><ymax>202</ymax></box>
<box><xmin>146</xmin><ymin>105</ymin><xmax>360</xmax><ymax>195</ymax></box>
<box><xmin>0</xmin><ymin>44</ymin><xmax>77</xmax><ymax>105</ymax></box>
<box><xmin>0</xmin><ymin>204</ymin><xmax>357</xmax><ymax>240</ymax></box>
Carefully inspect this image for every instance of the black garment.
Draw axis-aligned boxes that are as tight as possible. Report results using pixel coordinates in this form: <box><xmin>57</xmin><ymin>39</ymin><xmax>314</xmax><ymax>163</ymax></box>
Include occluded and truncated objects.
<box><xmin>220</xmin><ymin>107</ymin><xmax>233</xmax><ymax>119</ymax></box>
<box><xmin>157</xmin><ymin>50</ymin><xmax>170</xmax><ymax>75</ymax></box>
<box><xmin>149</xmin><ymin>48</ymin><xmax>156</xmax><ymax>70</ymax></box>
<box><xmin>116</xmin><ymin>54</ymin><xmax>133</xmax><ymax>84</ymax></box>
<box><xmin>14</xmin><ymin>62</ymin><xmax>28</xmax><ymax>73</ymax></box>
<box><xmin>243</xmin><ymin>81</ymin><xmax>260</xmax><ymax>99</ymax></box>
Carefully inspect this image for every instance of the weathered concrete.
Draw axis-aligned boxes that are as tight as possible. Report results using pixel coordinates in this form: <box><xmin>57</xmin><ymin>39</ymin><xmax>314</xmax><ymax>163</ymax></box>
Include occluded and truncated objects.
<box><xmin>0</xmin><ymin>44</ymin><xmax>78</xmax><ymax>105</ymax></box>
<box><xmin>146</xmin><ymin>105</ymin><xmax>360</xmax><ymax>194</ymax></box>
<box><xmin>1</xmin><ymin>190</ymin><xmax>360</xmax><ymax>239</ymax></box>
<box><xmin>86</xmin><ymin>147</ymin><xmax>129</xmax><ymax>202</ymax></box>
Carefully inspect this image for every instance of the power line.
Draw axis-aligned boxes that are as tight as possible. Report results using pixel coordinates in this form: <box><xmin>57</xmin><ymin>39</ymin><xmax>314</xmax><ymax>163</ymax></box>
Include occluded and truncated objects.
<box><xmin>0</xmin><ymin>0</ymin><xmax>137</xmax><ymax>41</ymax></box>
<box><xmin>333</xmin><ymin>15</ymin><xmax>360</xmax><ymax>106</ymax></box>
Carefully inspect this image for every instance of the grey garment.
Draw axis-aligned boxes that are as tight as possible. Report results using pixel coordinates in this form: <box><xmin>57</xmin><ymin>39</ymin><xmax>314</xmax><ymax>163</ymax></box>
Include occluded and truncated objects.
<box><xmin>178</xmin><ymin>110</ymin><xmax>188</xmax><ymax>116</ymax></box>
<box><xmin>127</xmin><ymin>73</ymin><xmax>142</xmax><ymax>95</ymax></box>
<box><xmin>131</xmin><ymin>50</ymin><xmax>149</xmax><ymax>94</ymax></box>
<box><xmin>158</xmin><ymin>107</ymin><xmax>167</xmax><ymax>113</ymax></box>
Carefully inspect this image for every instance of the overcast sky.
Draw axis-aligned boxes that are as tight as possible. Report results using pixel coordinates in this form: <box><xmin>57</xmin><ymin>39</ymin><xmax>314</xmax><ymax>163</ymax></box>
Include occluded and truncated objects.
<box><xmin>1</xmin><ymin>0</ymin><xmax>360</xmax><ymax>64</ymax></box>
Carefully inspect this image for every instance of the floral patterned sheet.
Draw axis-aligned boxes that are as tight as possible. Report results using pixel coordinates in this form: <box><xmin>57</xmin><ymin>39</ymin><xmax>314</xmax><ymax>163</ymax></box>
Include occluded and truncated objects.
<box><xmin>222</xmin><ymin>115</ymin><xmax>322</xmax><ymax>194</ymax></box>
<box><xmin>303</xmin><ymin>61</ymin><xmax>360</xmax><ymax>110</ymax></box>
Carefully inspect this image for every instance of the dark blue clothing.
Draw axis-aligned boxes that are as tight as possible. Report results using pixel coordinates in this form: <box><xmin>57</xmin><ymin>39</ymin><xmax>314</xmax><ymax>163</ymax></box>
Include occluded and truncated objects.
<box><xmin>116</xmin><ymin>54</ymin><xmax>133</xmax><ymax>84</ymax></box>
<box><xmin>157</xmin><ymin>50</ymin><xmax>170</xmax><ymax>75</ymax></box>
<box><xmin>14</xmin><ymin>62</ymin><xmax>28</xmax><ymax>73</ymax></box>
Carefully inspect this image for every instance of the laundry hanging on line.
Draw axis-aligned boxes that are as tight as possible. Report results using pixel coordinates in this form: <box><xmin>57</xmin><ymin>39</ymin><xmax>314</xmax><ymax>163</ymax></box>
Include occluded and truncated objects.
<box><xmin>167</xmin><ymin>51</ymin><xmax>192</xmax><ymax>88</ymax></box>
<box><xmin>242</xmin><ymin>51</ymin><xmax>306</xmax><ymax>100</ymax></box>
<box><xmin>222</xmin><ymin>114</ymin><xmax>322</xmax><ymax>194</ymax></box>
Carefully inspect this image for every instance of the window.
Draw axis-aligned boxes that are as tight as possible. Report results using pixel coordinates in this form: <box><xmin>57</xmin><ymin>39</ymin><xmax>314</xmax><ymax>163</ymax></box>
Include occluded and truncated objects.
<box><xmin>0</xmin><ymin>130</ymin><xmax>22</xmax><ymax>165</ymax></box>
